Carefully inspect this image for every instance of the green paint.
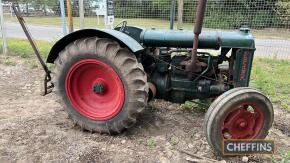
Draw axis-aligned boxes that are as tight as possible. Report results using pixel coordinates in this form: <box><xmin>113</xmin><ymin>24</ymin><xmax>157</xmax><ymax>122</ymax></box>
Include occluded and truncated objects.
<box><xmin>140</xmin><ymin>27</ymin><xmax>255</xmax><ymax>50</ymax></box>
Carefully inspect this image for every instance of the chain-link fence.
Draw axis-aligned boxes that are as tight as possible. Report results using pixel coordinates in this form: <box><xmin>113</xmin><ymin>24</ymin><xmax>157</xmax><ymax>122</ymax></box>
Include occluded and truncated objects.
<box><xmin>2</xmin><ymin>0</ymin><xmax>290</xmax><ymax>59</ymax></box>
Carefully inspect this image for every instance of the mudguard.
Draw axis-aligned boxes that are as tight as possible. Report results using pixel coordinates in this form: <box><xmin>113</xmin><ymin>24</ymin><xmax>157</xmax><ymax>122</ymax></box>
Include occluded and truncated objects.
<box><xmin>46</xmin><ymin>29</ymin><xmax>144</xmax><ymax>63</ymax></box>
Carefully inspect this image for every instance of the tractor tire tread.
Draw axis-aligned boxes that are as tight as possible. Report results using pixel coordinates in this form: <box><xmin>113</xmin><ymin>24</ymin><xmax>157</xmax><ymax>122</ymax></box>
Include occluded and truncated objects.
<box><xmin>204</xmin><ymin>87</ymin><xmax>273</xmax><ymax>155</ymax></box>
<box><xmin>52</xmin><ymin>36</ymin><xmax>148</xmax><ymax>134</ymax></box>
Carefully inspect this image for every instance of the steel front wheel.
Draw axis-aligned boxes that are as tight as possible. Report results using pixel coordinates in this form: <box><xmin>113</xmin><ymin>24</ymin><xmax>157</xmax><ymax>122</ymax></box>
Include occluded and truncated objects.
<box><xmin>52</xmin><ymin>37</ymin><xmax>148</xmax><ymax>134</ymax></box>
<box><xmin>204</xmin><ymin>88</ymin><xmax>274</xmax><ymax>154</ymax></box>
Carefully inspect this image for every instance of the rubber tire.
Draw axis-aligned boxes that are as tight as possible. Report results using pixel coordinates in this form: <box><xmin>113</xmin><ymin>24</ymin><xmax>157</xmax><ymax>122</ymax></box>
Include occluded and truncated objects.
<box><xmin>52</xmin><ymin>37</ymin><xmax>148</xmax><ymax>134</ymax></box>
<box><xmin>204</xmin><ymin>87</ymin><xmax>253</xmax><ymax>147</ymax></box>
<box><xmin>204</xmin><ymin>87</ymin><xmax>274</xmax><ymax>155</ymax></box>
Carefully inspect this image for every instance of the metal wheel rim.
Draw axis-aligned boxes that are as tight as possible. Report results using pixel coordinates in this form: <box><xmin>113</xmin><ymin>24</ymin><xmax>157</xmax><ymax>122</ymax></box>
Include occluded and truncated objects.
<box><xmin>66</xmin><ymin>59</ymin><xmax>125</xmax><ymax>121</ymax></box>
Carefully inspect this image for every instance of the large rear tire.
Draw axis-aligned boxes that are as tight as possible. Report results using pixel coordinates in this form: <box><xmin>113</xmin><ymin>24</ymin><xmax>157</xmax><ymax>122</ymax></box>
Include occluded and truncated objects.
<box><xmin>204</xmin><ymin>88</ymin><xmax>274</xmax><ymax>155</ymax></box>
<box><xmin>52</xmin><ymin>37</ymin><xmax>148</xmax><ymax>134</ymax></box>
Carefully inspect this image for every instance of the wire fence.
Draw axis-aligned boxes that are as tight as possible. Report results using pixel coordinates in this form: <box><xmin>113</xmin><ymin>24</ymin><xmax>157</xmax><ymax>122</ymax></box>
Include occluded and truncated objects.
<box><xmin>1</xmin><ymin>0</ymin><xmax>290</xmax><ymax>59</ymax></box>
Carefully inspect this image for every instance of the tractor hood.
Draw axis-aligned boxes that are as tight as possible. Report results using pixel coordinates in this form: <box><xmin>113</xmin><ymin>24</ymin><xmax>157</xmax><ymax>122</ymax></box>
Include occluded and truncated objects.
<box><xmin>140</xmin><ymin>28</ymin><xmax>255</xmax><ymax>50</ymax></box>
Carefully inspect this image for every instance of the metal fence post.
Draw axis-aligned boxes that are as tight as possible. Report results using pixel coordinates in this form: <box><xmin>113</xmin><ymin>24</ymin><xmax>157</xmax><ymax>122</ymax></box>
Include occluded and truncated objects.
<box><xmin>79</xmin><ymin>0</ymin><xmax>84</xmax><ymax>29</ymax></box>
<box><xmin>0</xmin><ymin>0</ymin><xmax>7</xmax><ymax>54</ymax></box>
<box><xmin>170</xmin><ymin>0</ymin><xmax>176</xmax><ymax>30</ymax></box>
<box><xmin>177</xmin><ymin>0</ymin><xmax>184</xmax><ymax>29</ymax></box>
<box><xmin>59</xmin><ymin>0</ymin><xmax>67</xmax><ymax>35</ymax></box>
<box><xmin>104</xmin><ymin>0</ymin><xmax>108</xmax><ymax>29</ymax></box>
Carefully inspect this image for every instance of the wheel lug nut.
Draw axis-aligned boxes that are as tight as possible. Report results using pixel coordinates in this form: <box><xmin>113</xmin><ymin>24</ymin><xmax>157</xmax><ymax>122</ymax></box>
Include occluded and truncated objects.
<box><xmin>223</xmin><ymin>132</ymin><xmax>232</xmax><ymax>139</ymax></box>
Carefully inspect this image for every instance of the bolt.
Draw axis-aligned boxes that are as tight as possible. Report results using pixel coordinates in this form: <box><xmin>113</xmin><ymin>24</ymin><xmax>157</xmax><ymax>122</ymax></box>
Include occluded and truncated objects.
<box><xmin>223</xmin><ymin>132</ymin><xmax>232</xmax><ymax>139</ymax></box>
<box><xmin>239</xmin><ymin>122</ymin><xmax>247</xmax><ymax>128</ymax></box>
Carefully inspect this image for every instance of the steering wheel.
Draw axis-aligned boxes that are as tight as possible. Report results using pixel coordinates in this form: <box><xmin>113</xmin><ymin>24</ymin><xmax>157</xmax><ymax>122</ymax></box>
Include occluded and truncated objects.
<box><xmin>114</xmin><ymin>20</ymin><xmax>127</xmax><ymax>32</ymax></box>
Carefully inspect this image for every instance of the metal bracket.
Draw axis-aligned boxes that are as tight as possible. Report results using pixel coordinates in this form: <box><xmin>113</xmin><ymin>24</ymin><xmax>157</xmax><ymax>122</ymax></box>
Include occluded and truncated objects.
<box><xmin>41</xmin><ymin>74</ymin><xmax>54</xmax><ymax>96</ymax></box>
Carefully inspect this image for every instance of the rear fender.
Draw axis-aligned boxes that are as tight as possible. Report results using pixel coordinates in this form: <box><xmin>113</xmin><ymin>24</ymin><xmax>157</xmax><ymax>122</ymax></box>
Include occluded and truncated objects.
<box><xmin>47</xmin><ymin>29</ymin><xmax>144</xmax><ymax>63</ymax></box>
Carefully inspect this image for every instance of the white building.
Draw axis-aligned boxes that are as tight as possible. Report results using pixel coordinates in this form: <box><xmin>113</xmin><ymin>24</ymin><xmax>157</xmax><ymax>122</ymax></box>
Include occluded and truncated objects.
<box><xmin>93</xmin><ymin>0</ymin><xmax>106</xmax><ymax>16</ymax></box>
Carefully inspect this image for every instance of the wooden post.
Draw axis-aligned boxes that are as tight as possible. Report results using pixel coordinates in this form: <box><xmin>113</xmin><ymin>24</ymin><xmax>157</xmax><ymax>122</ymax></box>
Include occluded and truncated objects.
<box><xmin>79</xmin><ymin>0</ymin><xmax>84</xmax><ymax>29</ymax></box>
<box><xmin>177</xmin><ymin>0</ymin><xmax>184</xmax><ymax>29</ymax></box>
<box><xmin>97</xmin><ymin>14</ymin><xmax>100</xmax><ymax>25</ymax></box>
<box><xmin>0</xmin><ymin>0</ymin><xmax>7</xmax><ymax>54</ymax></box>
<box><xmin>66</xmin><ymin>0</ymin><xmax>73</xmax><ymax>33</ymax></box>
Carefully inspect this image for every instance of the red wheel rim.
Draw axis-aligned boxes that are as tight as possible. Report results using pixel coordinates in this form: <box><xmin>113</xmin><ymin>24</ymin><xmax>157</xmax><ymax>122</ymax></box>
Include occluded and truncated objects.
<box><xmin>222</xmin><ymin>103</ymin><xmax>264</xmax><ymax>139</ymax></box>
<box><xmin>66</xmin><ymin>59</ymin><xmax>125</xmax><ymax>121</ymax></box>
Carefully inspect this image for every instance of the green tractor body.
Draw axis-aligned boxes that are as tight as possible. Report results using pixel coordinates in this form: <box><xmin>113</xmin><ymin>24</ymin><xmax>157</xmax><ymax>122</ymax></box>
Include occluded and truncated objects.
<box><xmin>136</xmin><ymin>27</ymin><xmax>255</xmax><ymax>103</ymax></box>
<box><xmin>47</xmin><ymin>26</ymin><xmax>255</xmax><ymax>103</ymax></box>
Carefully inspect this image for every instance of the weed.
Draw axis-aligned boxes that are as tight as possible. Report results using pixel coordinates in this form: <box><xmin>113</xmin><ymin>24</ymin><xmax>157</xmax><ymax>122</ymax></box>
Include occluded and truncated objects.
<box><xmin>272</xmin><ymin>149</ymin><xmax>290</xmax><ymax>163</ymax></box>
<box><xmin>180</xmin><ymin>100</ymin><xmax>209</xmax><ymax>112</ymax></box>
<box><xmin>170</xmin><ymin>136</ymin><xmax>179</xmax><ymax>146</ymax></box>
<box><xmin>138</xmin><ymin>139</ymin><xmax>144</xmax><ymax>145</ymax></box>
<box><xmin>180</xmin><ymin>101</ymin><xmax>195</xmax><ymax>110</ymax></box>
<box><xmin>3</xmin><ymin>58</ymin><xmax>16</xmax><ymax>66</ymax></box>
<box><xmin>147</xmin><ymin>138</ymin><xmax>157</xmax><ymax>149</ymax></box>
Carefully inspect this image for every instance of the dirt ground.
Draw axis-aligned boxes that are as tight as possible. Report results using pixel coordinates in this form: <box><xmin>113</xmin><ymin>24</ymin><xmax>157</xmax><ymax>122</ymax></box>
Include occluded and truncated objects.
<box><xmin>0</xmin><ymin>55</ymin><xmax>289</xmax><ymax>163</ymax></box>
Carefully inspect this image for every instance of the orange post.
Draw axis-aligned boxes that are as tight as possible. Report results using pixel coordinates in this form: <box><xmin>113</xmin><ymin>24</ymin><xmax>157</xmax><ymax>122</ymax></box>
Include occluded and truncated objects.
<box><xmin>66</xmin><ymin>0</ymin><xmax>73</xmax><ymax>33</ymax></box>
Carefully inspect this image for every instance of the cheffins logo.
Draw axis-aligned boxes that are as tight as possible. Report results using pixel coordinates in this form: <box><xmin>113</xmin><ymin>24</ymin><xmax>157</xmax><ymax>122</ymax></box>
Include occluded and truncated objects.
<box><xmin>223</xmin><ymin>139</ymin><xmax>275</xmax><ymax>156</ymax></box>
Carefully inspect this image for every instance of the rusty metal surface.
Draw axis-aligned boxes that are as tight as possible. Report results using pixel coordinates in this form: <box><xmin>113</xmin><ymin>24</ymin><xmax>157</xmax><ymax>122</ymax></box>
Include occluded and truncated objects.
<box><xmin>182</xmin><ymin>0</ymin><xmax>208</xmax><ymax>77</ymax></box>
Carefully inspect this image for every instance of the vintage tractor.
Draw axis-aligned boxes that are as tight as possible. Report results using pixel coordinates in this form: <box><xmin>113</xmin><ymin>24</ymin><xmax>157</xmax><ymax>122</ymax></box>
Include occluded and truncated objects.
<box><xmin>12</xmin><ymin>0</ymin><xmax>273</xmax><ymax>155</ymax></box>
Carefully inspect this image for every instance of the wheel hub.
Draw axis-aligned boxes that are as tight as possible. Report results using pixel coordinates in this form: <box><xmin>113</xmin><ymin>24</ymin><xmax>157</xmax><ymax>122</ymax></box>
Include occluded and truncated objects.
<box><xmin>222</xmin><ymin>104</ymin><xmax>264</xmax><ymax>139</ymax></box>
<box><xmin>93</xmin><ymin>83</ymin><xmax>105</xmax><ymax>95</ymax></box>
<box><xmin>238</xmin><ymin>120</ymin><xmax>247</xmax><ymax>128</ymax></box>
<box><xmin>66</xmin><ymin>59</ymin><xmax>125</xmax><ymax>121</ymax></box>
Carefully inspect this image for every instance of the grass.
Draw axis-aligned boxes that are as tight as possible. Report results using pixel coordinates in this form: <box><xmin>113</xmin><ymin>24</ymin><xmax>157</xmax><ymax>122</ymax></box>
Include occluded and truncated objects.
<box><xmin>4</xmin><ymin>58</ymin><xmax>16</xmax><ymax>66</ymax></box>
<box><xmin>251</xmin><ymin>58</ymin><xmax>290</xmax><ymax>111</ymax></box>
<box><xmin>0</xmin><ymin>38</ymin><xmax>53</xmax><ymax>68</ymax></box>
<box><xmin>5</xmin><ymin>16</ymin><xmax>290</xmax><ymax>40</ymax></box>
<box><xmin>5</xmin><ymin>16</ymin><xmax>172</xmax><ymax>29</ymax></box>
<box><xmin>0</xmin><ymin>56</ymin><xmax>16</xmax><ymax>66</ymax></box>
<box><xmin>3</xmin><ymin>38</ymin><xmax>53</xmax><ymax>59</ymax></box>
<box><xmin>0</xmin><ymin>38</ymin><xmax>289</xmax><ymax>111</ymax></box>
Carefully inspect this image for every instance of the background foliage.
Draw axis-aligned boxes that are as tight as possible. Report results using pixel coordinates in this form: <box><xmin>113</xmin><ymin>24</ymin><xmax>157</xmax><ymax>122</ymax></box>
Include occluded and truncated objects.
<box><xmin>4</xmin><ymin>0</ymin><xmax>290</xmax><ymax>29</ymax></box>
<box><xmin>114</xmin><ymin>0</ymin><xmax>290</xmax><ymax>29</ymax></box>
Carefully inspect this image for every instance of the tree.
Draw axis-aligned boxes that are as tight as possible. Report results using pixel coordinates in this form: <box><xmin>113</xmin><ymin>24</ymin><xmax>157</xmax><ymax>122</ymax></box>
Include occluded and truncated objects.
<box><xmin>276</xmin><ymin>0</ymin><xmax>290</xmax><ymax>28</ymax></box>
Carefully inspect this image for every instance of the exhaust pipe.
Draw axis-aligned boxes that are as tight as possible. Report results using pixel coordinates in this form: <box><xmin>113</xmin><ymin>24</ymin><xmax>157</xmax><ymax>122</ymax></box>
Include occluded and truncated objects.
<box><xmin>182</xmin><ymin>0</ymin><xmax>208</xmax><ymax>75</ymax></box>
